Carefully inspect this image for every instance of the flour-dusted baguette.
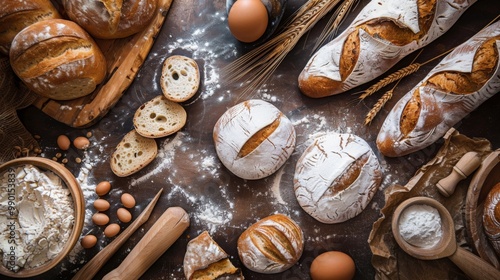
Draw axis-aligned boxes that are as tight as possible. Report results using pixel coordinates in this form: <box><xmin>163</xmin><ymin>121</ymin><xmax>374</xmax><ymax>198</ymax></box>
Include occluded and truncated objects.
<box><xmin>377</xmin><ymin>21</ymin><xmax>500</xmax><ymax>157</ymax></box>
<box><xmin>294</xmin><ymin>132</ymin><xmax>382</xmax><ymax>224</ymax></box>
<box><xmin>161</xmin><ymin>55</ymin><xmax>200</xmax><ymax>102</ymax></box>
<box><xmin>237</xmin><ymin>214</ymin><xmax>304</xmax><ymax>274</ymax></box>
<box><xmin>63</xmin><ymin>0</ymin><xmax>157</xmax><ymax>39</ymax></box>
<box><xmin>9</xmin><ymin>19</ymin><xmax>107</xmax><ymax>100</ymax></box>
<box><xmin>298</xmin><ymin>0</ymin><xmax>477</xmax><ymax>98</ymax></box>
<box><xmin>183</xmin><ymin>231</ymin><xmax>243</xmax><ymax>280</ymax></box>
<box><xmin>213</xmin><ymin>99</ymin><xmax>296</xmax><ymax>180</ymax></box>
<box><xmin>110</xmin><ymin>130</ymin><xmax>157</xmax><ymax>177</ymax></box>
<box><xmin>0</xmin><ymin>0</ymin><xmax>61</xmax><ymax>55</ymax></box>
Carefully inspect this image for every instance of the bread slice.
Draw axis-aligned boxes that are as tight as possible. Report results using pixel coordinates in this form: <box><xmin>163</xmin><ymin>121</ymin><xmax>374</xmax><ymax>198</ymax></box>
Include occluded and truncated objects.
<box><xmin>133</xmin><ymin>95</ymin><xmax>187</xmax><ymax>138</ymax></box>
<box><xmin>160</xmin><ymin>55</ymin><xmax>200</xmax><ymax>102</ymax></box>
<box><xmin>110</xmin><ymin>130</ymin><xmax>157</xmax><ymax>177</ymax></box>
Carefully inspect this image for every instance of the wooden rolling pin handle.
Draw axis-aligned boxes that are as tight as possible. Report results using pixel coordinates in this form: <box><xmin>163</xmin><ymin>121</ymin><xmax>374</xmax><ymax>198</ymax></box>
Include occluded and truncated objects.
<box><xmin>102</xmin><ymin>207</ymin><xmax>190</xmax><ymax>280</ymax></box>
<box><xmin>436</xmin><ymin>152</ymin><xmax>482</xmax><ymax>197</ymax></box>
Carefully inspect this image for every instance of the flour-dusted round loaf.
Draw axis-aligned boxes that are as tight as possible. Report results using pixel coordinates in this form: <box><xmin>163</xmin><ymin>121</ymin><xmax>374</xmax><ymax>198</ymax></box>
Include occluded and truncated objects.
<box><xmin>133</xmin><ymin>95</ymin><xmax>187</xmax><ymax>138</ymax></box>
<box><xmin>9</xmin><ymin>19</ymin><xmax>107</xmax><ymax>100</ymax></box>
<box><xmin>213</xmin><ymin>99</ymin><xmax>296</xmax><ymax>180</ymax></box>
<box><xmin>237</xmin><ymin>214</ymin><xmax>304</xmax><ymax>274</ymax></box>
<box><xmin>0</xmin><ymin>0</ymin><xmax>61</xmax><ymax>55</ymax></box>
<box><xmin>183</xmin><ymin>231</ymin><xmax>243</xmax><ymax>280</ymax></box>
<box><xmin>294</xmin><ymin>132</ymin><xmax>382</xmax><ymax>224</ymax></box>
<box><xmin>161</xmin><ymin>55</ymin><xmax>200</xmax><ymax>102</ymax></box>
<box><xmin>110</xmin><ymin>130</ymin><xmax>158</xmax><ymax>177</ymax></box>
<box><xmin>63</xmin><ymin>0</ymin><xmax>157</xmax><ymax>39</ymax></box>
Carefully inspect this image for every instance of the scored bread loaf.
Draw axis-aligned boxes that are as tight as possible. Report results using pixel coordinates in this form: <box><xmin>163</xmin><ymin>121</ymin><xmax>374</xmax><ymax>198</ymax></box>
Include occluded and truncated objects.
<box><xmin>298</xmin><ymin>0</ymin><xmax>476</xmax><ymax>98</ymax></box>
<box><xmin>483</xmin><ymin>182</ymin><xmax>500</xmax><ymax>257</ymax></box>
<box><xmin>9</xmin><ymin>19</ymin><xmax>107</xmax><ymax>100</ymax></box>
<box><xmin>0</xmin><ymin>0</ymin><xmax>61</xmax><ymax>55</ymax></box>
<box><xmin>237</xmin><ymin>214</ymin><xmax>304</xmax><ymax>274</ymax></box>
<box><xmin>161</xmin><ymin>55</ymin><xmax>200</xmax><ymax>102</ymax></box>
<box><xmin>133</xmin><ymin>95</ymin><xmax>187</xmax><ymax>138</ymax></box>
<box><xmin>376</xmin><ymin>21</ymin><xmax>500</xmax><ymax>157</ymax></box>
<box><xmin>183</xmin><ymin>231</ymin><xmax>243</xmax><ymax>280</ymax></box>
<box><xmin>110</xmin><ymin>130</ymin><xmax>158</xmax><ymax>177</ymax></box>
<box><xmin>294</xmin><ymin>132</ymin><xmax>382</xmax><ymax>223</ymax></box>
<box><xmin>213</xmin><ymin>99</ymin><xmax>296</xmax><ymax>180</ymax></box>
<box><xmin>63</xmin><ymin>0</ymin><xmax>157</xmax><ymax>39</ymax></box>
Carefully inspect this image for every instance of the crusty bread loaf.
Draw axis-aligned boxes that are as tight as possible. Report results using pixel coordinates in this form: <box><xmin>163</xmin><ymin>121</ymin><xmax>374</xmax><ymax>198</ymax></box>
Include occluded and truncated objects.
<box><xmin>63</xmin><ymin>0</ymin><xmax>157</xmax><ymax>39</ymax></box>
<box><xmin>9</xmin><ymin>19</ymin><xmax>107</xmax><ymax>100</ymax></box>
<box><xmin>483</xmin><ymin>182</ymin><xmax>500</xmax><ymax>257</ymax></box>
<box><xmin>294</xmin><ymin>132</ymin><xmax>382</xmax><ymax>223</ymax></box>
<box><xmin>183</xmin><ymin>231</ymin><xmax>243</xmax><ymax>280</ymax></box>
<box><xmin>237</xmin><ymin>214</ymin><xmax>304</xmax><ymax>274</ymax></box>
<box><xmin>161</xmin><ymin>55</ymin><xmax>200</xmax><ymax>102</ymax></box>
<box><xmin>0</xmin><ymin>0</ymin><xmax>61</xmax><ymax>55</ymax></box>
<box><xmin>213</xmin><ymin>99</ymin><xmax>296</xmax><ymax>180</ymax></box>
<box><xmin>110</xmin><ymin>130</ymin><xmax>158</xmax><ymax>177</ymax></box>
<box><xmin>298</xmin><ymin>0</ymin><xmax>476</xmax><ymax>98</ymax></box>
<box><xmin>376</xmin><ymin>21</ymin><xmax>500</xmax><ymax>157</ymax></box>
<box><xmin>133</xmin><ymin>95</ymin><xmax>187</xmax><ymax>138</ymax></box>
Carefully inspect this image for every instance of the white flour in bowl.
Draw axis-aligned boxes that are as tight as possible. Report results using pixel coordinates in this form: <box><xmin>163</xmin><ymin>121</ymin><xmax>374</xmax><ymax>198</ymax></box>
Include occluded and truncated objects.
<box><xmin>398</xmin><ymin>204</ymin><xmax>443</xmax><ymax>248</ymax></box>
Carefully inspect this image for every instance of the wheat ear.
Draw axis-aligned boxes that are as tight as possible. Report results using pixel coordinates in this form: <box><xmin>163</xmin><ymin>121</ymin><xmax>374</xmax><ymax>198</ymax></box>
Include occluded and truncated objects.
<box><xmin>364</xmin><ymin>89</ymin><xmax>394</xmax><ymax>125</ymax></box>
<box><xmin>359</xmin><ymin>63</ymin><xmax>421</xmax><ymax>100</ymax></box>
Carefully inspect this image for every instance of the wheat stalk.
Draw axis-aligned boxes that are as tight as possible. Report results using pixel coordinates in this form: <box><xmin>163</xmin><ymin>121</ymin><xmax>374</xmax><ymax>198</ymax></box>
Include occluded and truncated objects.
<box><xmin>364</xmin><ymin>89</ymin><xmax>394</xmax><ymax>125</ymax></box>
<box><xmin>359</xmin><ymin>63</ymin><xmax>421</xmax><ymax>100</ymax></box>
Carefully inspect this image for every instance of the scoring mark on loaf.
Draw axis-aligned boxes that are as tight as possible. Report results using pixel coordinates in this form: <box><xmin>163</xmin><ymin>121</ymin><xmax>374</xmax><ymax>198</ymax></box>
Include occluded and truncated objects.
<box><xmin>238</xmin><ymin>116</ymin><xmax>281</xmax><ymax>158</ymax></box>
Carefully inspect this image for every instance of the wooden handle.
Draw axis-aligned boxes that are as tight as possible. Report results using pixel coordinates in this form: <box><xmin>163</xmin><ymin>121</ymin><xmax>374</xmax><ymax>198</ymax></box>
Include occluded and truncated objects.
<box><xmin>102</xmin><ymin>207</ymin><xmax>189</xmax><ymax>280</ymax></box>
<box><xmin>449</xmin><ymin>247</ymin><xmax>500</xmax><ymax>280</ymax></box>
<box><xmin>436</xmin><ymin>152</ymin><xmax>481</xmax><ymax>197</ymax></box>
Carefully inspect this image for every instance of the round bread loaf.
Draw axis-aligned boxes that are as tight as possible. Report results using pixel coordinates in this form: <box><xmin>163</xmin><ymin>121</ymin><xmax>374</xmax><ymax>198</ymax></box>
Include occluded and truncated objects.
<box><xmin>9</xmin><ymin>19</ymin><xmax>107</xmax><ymax>100</ymax></box>
<box><xmin>213</xmin><ymin>99</ymin><xmax>296</xmax><ymax>180</ymax></box>
<box><xmin>483</xmin><ymin>182</ymin><xmax>500</xmax><ymax>256</ymax></box>
<box><xmin>237</xmin><ymin>214</ymin><xmax>304</xmax><ymax>274</ymax></box>
<box><xmin>294</xmin><ymin>132</ymin><xmax>382</xmax><ymax>224</ymax></box>
<box><xmin>63</xmin><ymin>0</ymin><xmax>157</xmax><ymax>39</ymax></box>
<box><xmin>0</xmin><ymin>0</ymin><xmax>61</xmax><ymax>55</ymax></box>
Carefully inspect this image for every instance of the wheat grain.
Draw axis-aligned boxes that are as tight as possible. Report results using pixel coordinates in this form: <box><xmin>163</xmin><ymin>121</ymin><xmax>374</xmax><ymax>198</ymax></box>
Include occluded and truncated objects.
<box><xmin>365</xmin><ymin>89</ymin><xmax>394</xmax><ymax>125</ymax></box>
<box><xmin>359</xmin><ymin>63</ymin><xmax>421</xmax><ymax>100</ymax></box>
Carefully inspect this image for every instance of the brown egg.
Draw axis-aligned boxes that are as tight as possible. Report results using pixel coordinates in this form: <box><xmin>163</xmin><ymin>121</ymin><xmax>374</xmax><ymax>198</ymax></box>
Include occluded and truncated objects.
<box><xmin>92</xmin><ymin>213</ymin><xmax>109</xmax><ymax>226</ymax></box>
<box><xmin>81</xmin><ymin>234</ymin><xmax>97</xmax><ymax>249</ymax></box>
<box><xmin>121</xmin><ymin>193</ymin><xmax>136</xmax><ymax>208</ymax></box>
<box><xmin>310</xmin><ymin>251</ymin><xmax>356</xmax><ymax>280</ymax></box>
<box><xmin>57</xmin><ymin>135</ymin><xmax>71</xmax><ymax>150</ymax></box>
<box><xmin>104</xmin><ymin>223</ymin><xmax>120</xmax><ymax>238</ymax></box>
<box><xmin>93</xmin><ymin>199</ymin><xmax>110</xmax><ymax>211</ymax></box>
<box><xmin>117</xmin><ymin>207</ymin><xmax>132</xmax><ymax>223</ymax></box>
<box><xmin>73</xmin><ymin>136</ymin><xmax>90</xmax><ymax>150</ymax></box>
<box><xmin>228</xmin><ymin>0</ymin><xmax>268</xmax><ymax>43</ymax></box>
<box><xmin>96</xmin><ymin>181</ymin><xmax>111</xmax><ymax>196</ymax></box>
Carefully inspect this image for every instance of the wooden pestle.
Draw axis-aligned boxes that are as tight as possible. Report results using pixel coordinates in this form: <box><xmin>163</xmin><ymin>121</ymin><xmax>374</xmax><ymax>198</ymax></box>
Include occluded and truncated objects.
<box><xmin>436</xmin><ymin>151</ymin><xmax>482</xmax><ymax>197</ymax></box>
<box><xmin>102</xmin><ymin>206</ymin><xmax>190</xmax><ymax>280</ymax></box>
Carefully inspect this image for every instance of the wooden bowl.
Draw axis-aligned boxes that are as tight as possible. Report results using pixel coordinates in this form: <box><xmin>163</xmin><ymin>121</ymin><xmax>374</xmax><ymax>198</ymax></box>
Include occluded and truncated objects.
<box><xmin>465</xmin><ymin>150</ymin><xmax>500</xmax><ymax>268</ymax></box>
<box><xmin>0</xmin><ymin>157</ymin><xmax>85</xmax><ymax>278</ymax></box>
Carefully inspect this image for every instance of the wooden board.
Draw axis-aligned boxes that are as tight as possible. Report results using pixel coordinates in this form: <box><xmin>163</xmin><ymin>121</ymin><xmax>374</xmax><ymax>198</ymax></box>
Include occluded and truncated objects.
<box><xmin>32</xmin><ymin>0</ymin><xmax>174</xmax><ymax>128</ymax></box>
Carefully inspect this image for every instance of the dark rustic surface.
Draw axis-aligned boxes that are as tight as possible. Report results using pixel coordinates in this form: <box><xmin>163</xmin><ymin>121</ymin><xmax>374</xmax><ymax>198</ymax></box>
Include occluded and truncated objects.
<box><xmin>11</xmin><ymin>0</ymin><xmax>500</xmax><ymax>279</ymax></box>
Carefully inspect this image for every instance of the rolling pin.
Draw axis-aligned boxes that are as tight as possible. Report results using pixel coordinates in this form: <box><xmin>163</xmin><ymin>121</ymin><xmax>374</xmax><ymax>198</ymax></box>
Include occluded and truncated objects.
<box><xmin>102</xmin><ymin>206</ymin><xmax>190</xmax><ymax>280</ymax></box>
<box><xmin>436</xmin><ymin>151</ymin><xmax>482</xmax><ymax>197</ymax></box>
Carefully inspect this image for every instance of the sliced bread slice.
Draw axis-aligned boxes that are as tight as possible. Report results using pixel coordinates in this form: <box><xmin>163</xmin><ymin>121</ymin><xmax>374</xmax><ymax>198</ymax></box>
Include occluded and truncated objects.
<box><xmin>133</xmin><ymin>95</ymin><xmax>187</xmax><ymax>138</ymax></box>
<box><xmin>110</xmin><ymin>130</ymin><xmax>157</xmax><ymax>177</ymax></box>
<box><xmin>160</xmin><ymin>55</ymin><xmax>200</xmax><ymax>102</ymax></box>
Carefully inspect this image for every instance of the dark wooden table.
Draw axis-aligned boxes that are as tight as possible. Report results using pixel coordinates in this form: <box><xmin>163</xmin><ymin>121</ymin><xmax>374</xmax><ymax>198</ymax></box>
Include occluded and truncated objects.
<box><xmin>12</xmin><ymin>0</ymin><xmax>500</xmax><ymax>279</ymax></box>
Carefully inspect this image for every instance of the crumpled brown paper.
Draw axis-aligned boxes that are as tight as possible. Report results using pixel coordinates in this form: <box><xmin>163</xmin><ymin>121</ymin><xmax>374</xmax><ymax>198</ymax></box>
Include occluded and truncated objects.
<box><xmin>369</xmin><ymin>128</ymin><xmax>494</xmax><ymax>280</ymax></box>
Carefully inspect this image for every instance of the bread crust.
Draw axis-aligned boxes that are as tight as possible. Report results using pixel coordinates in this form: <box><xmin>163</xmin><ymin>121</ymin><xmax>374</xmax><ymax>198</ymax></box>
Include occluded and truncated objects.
<box><xmin>9</xmin><ymin>19</ymin><xmax>106</xmax><ymax>100</ymax></box>
<box><xmin>298</xmin><ymin>0</ymin><xmax>476</xmax><ymax>98</ymax></box>
<box><xmin>63</xmin><ymin>0</ymin><xmax>157</xmax><ymax>39</ymax></box>
<box><xmin>483</xmin><ymin>182</ymin><xmax>500</xmax><ymax>257</ymax></box>
<box><xmin>376</xmin><ymin>22</ymin><xmax>500</xmax><ymax>157</ymax></box>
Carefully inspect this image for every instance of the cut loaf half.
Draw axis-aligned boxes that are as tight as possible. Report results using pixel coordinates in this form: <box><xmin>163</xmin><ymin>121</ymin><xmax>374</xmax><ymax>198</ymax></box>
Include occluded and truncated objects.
<box><xmin>110</xmin><ymin>130</ymin><xmax>157</xmax><ymax>177</ymax></box>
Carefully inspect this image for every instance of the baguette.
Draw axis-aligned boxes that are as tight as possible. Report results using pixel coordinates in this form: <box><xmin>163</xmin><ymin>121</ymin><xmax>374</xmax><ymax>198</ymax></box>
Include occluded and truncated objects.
<box><xmin>298</xmin><ymin>0</ymin><xmax>476</xmax><ymax>98</ymax></box>
<box><xmin>376</xmin><ymin>21</ymin><xmax>500</xmax><ymax>157</ymax></box>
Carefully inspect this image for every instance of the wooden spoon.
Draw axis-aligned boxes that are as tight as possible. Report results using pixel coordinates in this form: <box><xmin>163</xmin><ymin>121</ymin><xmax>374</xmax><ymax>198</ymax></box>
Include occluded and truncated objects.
<box><xmin>72</xmin><ymin>188</ymin><xmax>163</xmax><ymax>280</ymax></box>
<box><xmin>392</xmin><ymin>196</ymin><xmax>500</xmax><ymax>280</ymax></box>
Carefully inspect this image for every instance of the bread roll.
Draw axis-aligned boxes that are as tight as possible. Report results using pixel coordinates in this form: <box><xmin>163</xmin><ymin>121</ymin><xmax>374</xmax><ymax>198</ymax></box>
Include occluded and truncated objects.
<box><xmin>9</xmin><ymin>19</ymin><xmax>107</xmax><ymax>100</ymax></box>
<box><xmin>298</xmin><ymin>0</ymin><xmax>476</xmax><ymax>98</ymax></box>
<box><xmin>483</xmin><ymin>182</ymin><xmax>500</xmax><ymax>257</ymax></box>
<box><xmin>294</xmin><ymin>132</ymin><xmax>382</xmax><ymax>224</ymax></box>
<box><xmin>376</xmin><ymin>21</ymin><xmax>500</xmax><ymax>157</ymax></box>
<box><xmin>183</xmin><ymin>231</ymin><xmax>243</xmax><ymax>280</ymax></box>
<box><xmin>0</xmin><ymin>0</ymin><xmax>61</xmax><ymax>55</ymax></box>
<box><xmin>63</xmin><ymin>0</ymin><xmax>157</xmax><ymax>39</ymax></box>
<box><xmin>237</xmin><ymin>214</ymin><xmax>304</xmax><ymax>274</ymax></box>
<box><xmin>213</xmin><ymin>99</ymin><xmax>296</xmax><ymax>180</ymax></box>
